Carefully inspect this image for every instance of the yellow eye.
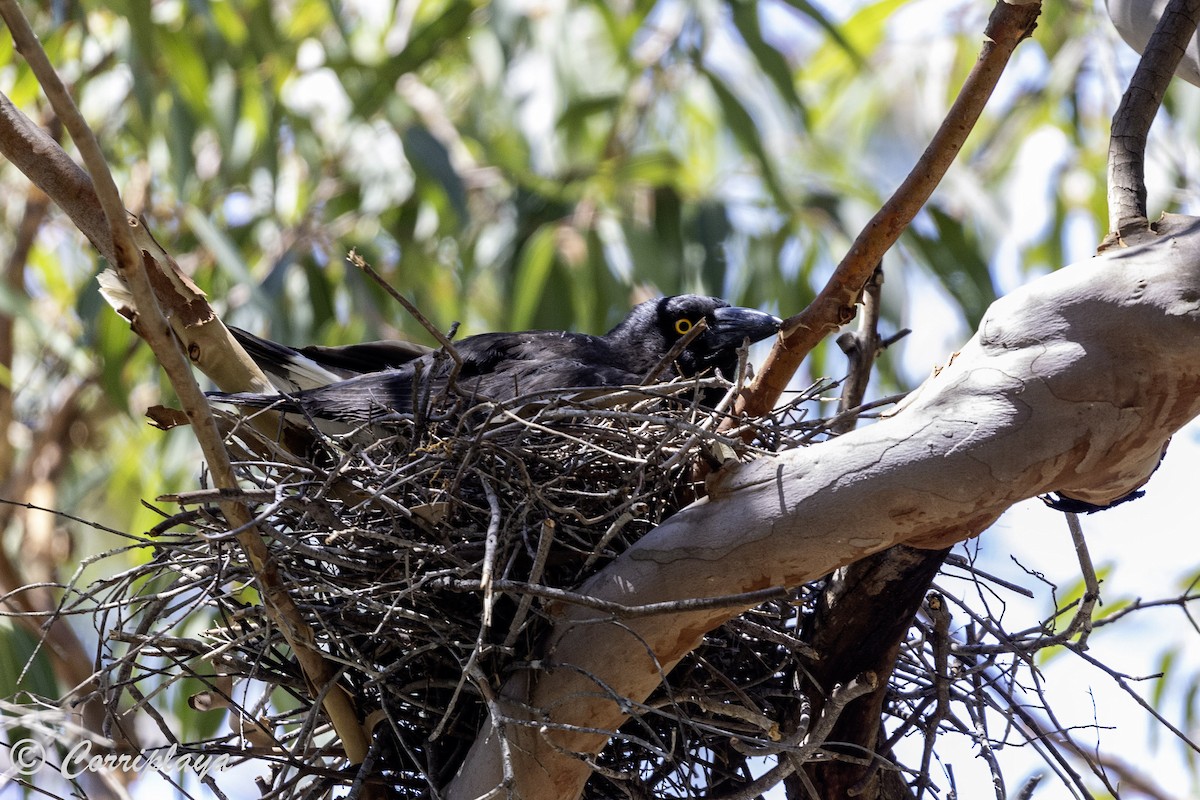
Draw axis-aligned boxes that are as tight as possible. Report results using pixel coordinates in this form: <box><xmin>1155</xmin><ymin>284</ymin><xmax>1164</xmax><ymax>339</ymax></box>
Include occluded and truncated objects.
<box><xmin>674</xmin><ymin>318</ymin><xmax>693</xmax><ymax>335</ymax></box>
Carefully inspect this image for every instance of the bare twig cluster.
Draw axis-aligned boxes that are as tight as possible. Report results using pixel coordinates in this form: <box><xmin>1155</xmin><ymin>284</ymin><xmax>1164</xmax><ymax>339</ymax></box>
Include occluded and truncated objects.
<box><xmin>60</xmin><ymin>376</ymin><xmax>835</xmax><ymax>798</ymax></box>
<box><xmin>885</xmin><ymin>542</ymin><xmax>1200</xmax><ymax>800</ymax></box>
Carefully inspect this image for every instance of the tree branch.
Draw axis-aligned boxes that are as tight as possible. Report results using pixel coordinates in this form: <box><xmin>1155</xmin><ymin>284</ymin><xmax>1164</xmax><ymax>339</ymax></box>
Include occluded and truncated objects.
<box><xmin>0</xmin><ymin>91</ymin><xmax>273</xmax><ymax>396</ymax></box>
<box><xmin>733</xmin><ymin>0</ymin><xmax>1042</xmax><ymax>419</ymax></box>
<box><xmin>1106</xmin><ymin>0</ymin><xmax>1200</xmax><ymax>241</ymax></box>
<box><xmin>0</xmin><ymin>93</ymin><xmax>112</xmax><ymax>261</ymax></box>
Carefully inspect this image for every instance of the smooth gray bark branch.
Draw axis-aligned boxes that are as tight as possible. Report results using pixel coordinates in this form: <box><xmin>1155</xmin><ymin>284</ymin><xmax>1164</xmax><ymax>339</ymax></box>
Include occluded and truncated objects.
<box><xmin>1107</xmin><ymin>0</ymin><xmax>1200</xmax><ymax>238</ymax></box>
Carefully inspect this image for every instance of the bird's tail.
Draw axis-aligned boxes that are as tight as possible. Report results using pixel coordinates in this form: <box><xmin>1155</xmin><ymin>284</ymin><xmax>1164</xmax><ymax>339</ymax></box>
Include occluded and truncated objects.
<box><xmin>208</xmin><ymin>390</ymin><xmax>301</xmax><ymax>411</ymax></box>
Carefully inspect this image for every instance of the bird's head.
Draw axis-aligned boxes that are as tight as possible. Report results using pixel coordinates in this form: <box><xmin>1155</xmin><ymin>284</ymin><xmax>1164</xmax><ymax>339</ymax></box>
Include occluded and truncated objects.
<box><xmin>610</xmin><ymin>294</ymin><xmax>782</xmax><ymax>380</ymax></box>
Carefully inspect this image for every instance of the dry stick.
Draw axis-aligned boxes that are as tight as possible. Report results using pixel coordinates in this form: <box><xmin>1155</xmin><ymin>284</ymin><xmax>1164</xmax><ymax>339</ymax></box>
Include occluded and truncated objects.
<box><xmin>0</xmin><ymin>96</ymin><xmax>275</xmax><ymax>400</ymax></box>
<box><xmin>1062</xmin><ymin>513</ymin><xmax>1100</xmax><ymax>650</ymax></box>
<box><xmin>0</xmin><ymin>89</ymin><xmax>276</xmax><ymax>396</ymax></box>
<box><xmin>915</xmin><ymin>593</ymin><xmax>954</xmax><ymax>800</ymax></box>
<box><xmin>441</xmin><ymin>579</ymin><xmax>788</xmax><ymax>619</ymax></box>
<box><xmin>641</xmin><ymin>318</ymin><xmax>707</xmax><ymax>385</ymax></box>
<box><xmin>479</xmin><ymin>476</ymin><xmax>502</xmax><ymax>628</ymax></box>
<box><xmin>1106</xmin><ymin>0</ymin><xmax>1200</xmax><ymax>241</ymax></box>
<box><xmin>349</xmin><ymin>250</ymin><xmax>462</xmax><ymax>365</ymax></box>
<box><xmin>503</xmin><ymin>519</ymin><xmax>557</xmax><ymax>649</ymax></box>
<box><xmin>709</xmin><ymin>673</ymin><xmax>879</xmax><ymax>800</ymax></box>
<box><xmin>832</xmin><ymin>264</ymin><xmax>883</xmax><ymax>434</ymax></box>
<box><xmin>732</xmin><ymin>0</ymin><xmax>1042</xmax><ymax>421</ymax></box>
<box><xmin>0</xmin><ymin>1</ymin><xmax>369</xmax><ymax>764</ymax></box>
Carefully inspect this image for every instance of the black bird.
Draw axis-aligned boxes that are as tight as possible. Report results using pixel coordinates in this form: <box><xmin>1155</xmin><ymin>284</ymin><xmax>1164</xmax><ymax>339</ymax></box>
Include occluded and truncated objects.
<box><xmin>216</xmin><ymin>295</ymin><xmax>781</xmax><ymax>424</ymax></box>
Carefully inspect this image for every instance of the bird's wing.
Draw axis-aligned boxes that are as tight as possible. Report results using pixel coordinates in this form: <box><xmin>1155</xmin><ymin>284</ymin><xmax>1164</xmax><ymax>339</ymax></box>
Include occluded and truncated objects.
<box><xmin>229</xmin><ymin>327</ymin><xmax>351</xmax><ymax>392</ymax></box>
<box><xmin>229</xmin><ymin>327</ymin><xmax>432</xmax><ymax>393</ymax></box>
<box><xmin>451</xmin><ymin>332</ymin><xmax>643</xmax><ymax>397</ymax></box>
<box><xmin>298</xmin><ymin>339</ymin><xmax>432</xmax><ymax>375</ymax></box>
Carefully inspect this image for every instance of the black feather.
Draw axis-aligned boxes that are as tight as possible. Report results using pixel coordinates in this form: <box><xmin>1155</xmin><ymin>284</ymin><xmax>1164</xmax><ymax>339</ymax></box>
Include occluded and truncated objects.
<box><xmin>214</xmin><ymin>295</ymin><xmax>780</xmax><ymax>424</ymax></box>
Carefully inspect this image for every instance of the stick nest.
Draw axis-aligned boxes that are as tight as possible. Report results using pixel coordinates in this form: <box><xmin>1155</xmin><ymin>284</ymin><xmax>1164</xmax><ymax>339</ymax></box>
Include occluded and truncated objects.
<box><xmin>83</xmin><ymin>374</ymin><xmax>831</xmax><ymax>798</ymax></box>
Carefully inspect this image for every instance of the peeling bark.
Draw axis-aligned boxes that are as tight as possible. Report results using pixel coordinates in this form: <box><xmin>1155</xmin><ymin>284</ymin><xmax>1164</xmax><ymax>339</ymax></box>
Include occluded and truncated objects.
<box><xmin>447</xmin><ymin>214</ymin><xmax>1200</xmax><ymax>800</ymax></box>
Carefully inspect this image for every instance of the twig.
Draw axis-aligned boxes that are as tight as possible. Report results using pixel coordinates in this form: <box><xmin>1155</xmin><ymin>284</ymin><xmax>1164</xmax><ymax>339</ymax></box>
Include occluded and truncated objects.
<box><xmin>966</xmin><ymin>652</ymin><xmax>1007</xmax><ymax>800</ymax></box>
<box><xmin>641</xmin><ymin>318</ymin><xmax>707</xmax><ymax>385</ymax></box>
<box><xmin>1066</xmin><ymin>643</ymin><xmax>1200</xmax><ymax>754</ymax></box>
<box><xmin>913</xmin><ymin>593</ymin><xmax>955</xmax><ymax>800</ymax></box>
<box><xmin>503</xmin><ymin>520</ymin><xmax>557</xmax><ymax>649</ymax></box>
<box><xmin>832</xmin><ymin>264</ymin><xmax>884</xmax><ymax>435</ymax></box>
<box><xmin>942</xmin><ymin>554</ymin><xmax>1036</xmax><ymax>598</ymax></box>
<box><xmin>479</xmin><ymin>477</ymin><xmax>502</xmax><ymax>628</ymax></box>
<box><xmin>0</xmin><ymin>92</ymin><xmax>111</xmax><ymax>262</ymax></box>
<box><xmin>348</xmin><ymin>250</ymin><xmax>462</xmax><ymax>368</ymax></box>
<box><xmin>468</xmin><ymin>663</ymin><xmax>516</xmax><ymax>800</ymax></box>
<box><xmin>708</xmin><ymin>673</ymin><xmax>879</xmax><ymax>800</ymax></box>
<box><xmin>1063</xmin><ymin>513</ymin><xmax>1100</xmax><ymax>650</ymax></box>
<box><xmin>438</xmin><ymin>579</ymin><xmax>788</xmax><ymax>619</ymax></box>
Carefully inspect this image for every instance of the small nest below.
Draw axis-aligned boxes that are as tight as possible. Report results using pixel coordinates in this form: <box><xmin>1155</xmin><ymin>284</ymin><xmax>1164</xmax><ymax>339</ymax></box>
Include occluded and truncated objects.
<box><xmin>89</xmin><ymin>375</ymin><xmax>835</xmax><ymax>797</ymax></box>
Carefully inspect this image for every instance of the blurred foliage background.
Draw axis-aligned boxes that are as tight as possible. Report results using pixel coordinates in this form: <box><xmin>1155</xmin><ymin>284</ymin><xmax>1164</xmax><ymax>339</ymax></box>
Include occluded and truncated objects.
<box><xmin>2</xmin><ymin>0</ymin><xmax>1200</xmax><ymax>793</ymax></box>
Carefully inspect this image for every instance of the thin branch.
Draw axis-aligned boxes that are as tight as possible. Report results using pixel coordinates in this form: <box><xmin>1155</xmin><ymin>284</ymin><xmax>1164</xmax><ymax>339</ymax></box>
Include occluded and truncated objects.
<box><xmin>349</xmin><ymin>249</ymin><xmax>462</xmax><ymax>367</ymax></box>
<box><xmin>832</xmin><ymin>264</ymin><xmax>884</xmax><ymax>434</ymax></box>
<box><xmin>503</xmin><ymin>519</ymin><xmax>557</xmax><ymax>649</ymax></box>
<box><xmin>732</xmin><ymin>0</ymin><xmax>1042</xmax><ymax>419</ymax></box>
<box><xmin>479</xmin><ymin>476</ymin><xmax>502</xmax><ymax>628</ymax></box>
<box><xmin>1066</xmin><ymin>643</ymin><xmax>1200</xmax><ymax>755</ymax></box>
<box><xmin>707</xmin><ymin>673</ymin><xmax>879</xmax><ymax>800</ymax></box>
<box><xmin>0</xmin><ymin>93</ymin><xmax>113</xmax><ymax>262</ymax></box>
<box><xmin>438</xmin><ymin>579</ymin><xmax>789</xmax><ymax>619</ymax></box>
<box><xmin>642</xmin><ymin>318</ymin><xmax>707</xmax><ymax>385</ymax></box>
<box><xmin>1063</xmin><ymin>513</ymin><xmax>1100</xmax><ymax>650</ymax></box>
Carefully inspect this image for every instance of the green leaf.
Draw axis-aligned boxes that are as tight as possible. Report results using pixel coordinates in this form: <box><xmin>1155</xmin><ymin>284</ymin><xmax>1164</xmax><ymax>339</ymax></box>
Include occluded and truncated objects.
<box><xmin>777</xmin><ymin>0</ymin><xmax>863</xmax><ymax>65</ymax></box>
<box><xmin>403</xmin><ymin>125</ymin><xmax>469</xmax><ymax>227</ymax></box>
<box><xmin>184</xmin><ymin>206</ymin><xmax>256</xmax><ymax>286</ymax></box>
<box><xmin>510</xmin><ymin>224</ymin><xmax>562</xmax><ymax>331</ymax></box>
<box><xmin>210</xmin><ymin>0</ymin><xmax>250</xmax><ymax>46</ymax></box>
<box><xmin>159</xmin><ymin>30</ymin><xmax>213</xmax><ymax>118</ymax></box>
<box><xmin>1151</xmin><ymin>648</ymin><xmax>1177</xmax><ymax>712</ymax></box>
<box><xmin>701</xmin><ymin>66</ymin><xmax>791</xmax><ymax>210</ymax></box>
<box><xmin>729</xmin><ymin>0</ymin><xmax>807</xmax><ymax>120</ymax></box>
<box><xmin>351</xmin><ymin>1</ymin><xmax>477</xmax><ymax>117</ymax></box>
<box><xmin>803</xmin><ymin>0</ymin><xmax>904</xmax><ymax>83</ymax></box>
<box><xmin>558</xmin><ymin>94</ymin><xmax>621</xmax><ymax>147</ymax></box>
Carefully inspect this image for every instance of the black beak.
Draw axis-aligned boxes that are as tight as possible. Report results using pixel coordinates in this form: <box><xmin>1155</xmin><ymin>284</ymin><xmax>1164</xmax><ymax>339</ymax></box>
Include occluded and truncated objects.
<box><xmin>706</xmin><ymin>306</ymin><xmax>782</xmax><ymax>351</ymax></box>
